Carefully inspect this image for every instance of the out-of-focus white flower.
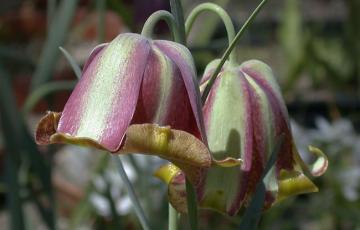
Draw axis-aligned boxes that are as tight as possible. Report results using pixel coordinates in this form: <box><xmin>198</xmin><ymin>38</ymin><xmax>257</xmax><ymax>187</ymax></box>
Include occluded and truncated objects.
<box><xmin>338</xmin><ymin>168</ymin><xmax>360</xmax><ymax>201</ymax></box>
<box><xmin>291</xmin><ymin>117</ymin><xmax>360</xmax><ymax>201</ymax></box>
<box><xmin>89</xmin><ymin>193</ymin><xmax>110</xmax><ymax>216</ymax></box>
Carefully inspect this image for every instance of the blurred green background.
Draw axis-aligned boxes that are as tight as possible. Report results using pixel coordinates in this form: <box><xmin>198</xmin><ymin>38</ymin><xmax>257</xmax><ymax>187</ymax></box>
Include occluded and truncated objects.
<box><xmin>0</xmin><ymin>0</ymin><xmax>359</xmax><ymax>229</ymax></box>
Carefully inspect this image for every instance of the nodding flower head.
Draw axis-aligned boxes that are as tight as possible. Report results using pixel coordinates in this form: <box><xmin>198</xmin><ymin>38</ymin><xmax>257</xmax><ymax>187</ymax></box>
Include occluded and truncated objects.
<box><xmin>157</xmin><ymin>59</ymin><xmax>328</xmax><ymax>215</ymax></box>
<box><xmin>35</xmin><ymin>33</ymin><xmax>212</xmax><ymax>190</ymax></box>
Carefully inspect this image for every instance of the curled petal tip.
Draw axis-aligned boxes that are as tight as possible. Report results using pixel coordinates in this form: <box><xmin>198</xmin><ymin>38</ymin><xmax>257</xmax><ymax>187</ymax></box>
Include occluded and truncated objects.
<box><xmin>35</xmin><ymin>112</ymin><xmax>111</xmax><ymax>150</ymax></box>
<box><xmin>308</xmin><ymin>146</ymin><xmax>328</xmax><ymax>177</ymax></box>
<box><xmin>154</xmin><ymin>164</ymin><xmax>188</xmax><ymax>213</ymax></box>
<box><xmin>35</xmin><ymin>111</ymin><xmax>61</xmax><ymax>145</ymax></box>
<box><xmin>154</xmin><ymin>163</ymin><xmax>181</xmax><ymax>184</ymax></box>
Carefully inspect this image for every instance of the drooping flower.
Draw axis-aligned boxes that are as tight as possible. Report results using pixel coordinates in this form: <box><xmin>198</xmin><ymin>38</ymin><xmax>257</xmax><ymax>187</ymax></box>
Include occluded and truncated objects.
<box><xmin>157</xmin><ymin>59</ymin><xmax>328</xmax><ymax>215</ymax></box>
<box><xmin>35</xmin><ymin>33</ymin><xmax>212</xmax><ymax>188</ymax></box>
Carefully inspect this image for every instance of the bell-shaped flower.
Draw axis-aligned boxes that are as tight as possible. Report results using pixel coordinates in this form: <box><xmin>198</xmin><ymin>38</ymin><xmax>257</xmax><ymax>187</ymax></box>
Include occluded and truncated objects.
<box><xmin>156</xmin><ymin>59</ymin><xmax>328</xmax><ymax>215</ymax></box>
<box><xmin>35</xmin><ymin>33</ymin><xmax>211</xmax><ymax>187</ymax></box>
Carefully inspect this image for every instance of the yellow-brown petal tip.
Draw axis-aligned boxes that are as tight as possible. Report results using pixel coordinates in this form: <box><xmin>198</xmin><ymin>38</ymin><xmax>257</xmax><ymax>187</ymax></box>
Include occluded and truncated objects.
<box><xmin>277</xmin><ymin>169</ymin><xmax>318</xmax><ymax>203</ymax></box>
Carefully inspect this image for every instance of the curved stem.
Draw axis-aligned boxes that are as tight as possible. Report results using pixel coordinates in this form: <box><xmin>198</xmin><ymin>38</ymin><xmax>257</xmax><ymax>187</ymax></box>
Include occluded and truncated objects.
<box><xmin>185</xmin><ymin>3</ymin><xmax>236</xmax><ymax>64</ymax></box>
<box><xmin>168</xmin><ymin>203</ymin><xmax>178</xmax><ymax>230</ymax></box>
<box><xmin>185</xmin><ymin>178</ymin><xmax>198</xmax><ymax>230</ymax></box>
<box><xmin>201</xmin><ymin>0</ymin><xmax>269</xmax><ymax>104</ymax></box>
<box><xmin>113</xmin><ymin>155</ymin><xmax>151</xmax><ymax>230</ymax></box>
<box><xmin>141</xmin><ymin>10</ymin><xmax>180</xmax><ymax>42</ymax></box>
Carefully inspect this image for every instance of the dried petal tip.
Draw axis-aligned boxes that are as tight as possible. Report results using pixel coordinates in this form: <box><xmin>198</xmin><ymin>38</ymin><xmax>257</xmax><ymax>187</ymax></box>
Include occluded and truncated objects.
<box><xmin>35</xmin><ymin>111</ymin><xmax>61</xmax><ymax>145</ymax></box>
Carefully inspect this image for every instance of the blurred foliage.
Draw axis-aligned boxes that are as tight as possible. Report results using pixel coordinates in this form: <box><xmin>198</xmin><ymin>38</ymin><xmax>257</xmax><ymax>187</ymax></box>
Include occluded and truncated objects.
<box><xmin>0</xmin><ymin>0</ymin><xmax>359</xmax><ymax>229</ymax></box>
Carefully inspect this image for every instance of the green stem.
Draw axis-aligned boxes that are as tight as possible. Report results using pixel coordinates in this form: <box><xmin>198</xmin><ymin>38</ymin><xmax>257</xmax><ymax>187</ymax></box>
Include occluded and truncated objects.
<box><xmin>201</xmin><ymin>0</ymin><xmax>269</xmax><ymax>104</ymax></box>
<box><xmin>24</xmin><ymin>46</ymin><xmax>80</xmax><ymax>115</ymax></box>
<box><xmin>141</xmin><ymin>10</ymin><xmax>180</xmax><ymax>42</ymax></box>
<box><xmin>168</xmin><ymin>203</ymin><xmax>178</xmax><ymax>230</ymax></box>
<box><xmin>31</xmin><ymin>0</ymin><xmax>79</xmax><ymax>90</ymax></box>
<box><xmin>185</xmin><ymin>178</ymin><xmax>198</xmax><ymax>230</ymax></box>
<box><xmin>96</xmin><ymin>0</ymin><xmax>106</xmax><ymax>43</ymax></box>
<box><xmin>113</xmin><ymin>155</ymin><xmax>150</xmax><ymax>230</ymax></box>
<box><xmin>185</xmin><ymin>3</ymin><xmax>236</xmax><ymax>64</ymax></box>
<box><xmin>47</xmin><ymin>0</ymin><xmax>56</xmax><ymax>33</ymax></box>
<box><xmin>170</xmin><ymin>0</ymin><xmax>186</xmax><ymax>44</ymax></box>
<box><xmin>168</xmin><ymin>2</ymin><xmax>199</xmax><ymax>229</ymax></box>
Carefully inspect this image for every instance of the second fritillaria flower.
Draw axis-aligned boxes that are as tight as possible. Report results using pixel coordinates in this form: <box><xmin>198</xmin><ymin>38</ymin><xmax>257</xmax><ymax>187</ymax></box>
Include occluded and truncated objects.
<box><xmin>157</xmin><ymin>59</ymin><xmax>328</xmax><ymax>215</ymax></box>
<box><xmin>35</xmin><ymin>33</ymin><xmax>211</xmax><ymax>189</ymax></box>
<box><xmin>199</xmin><ymin>59</ymin><xmax>328</xmax><ymax>215</ymax></box>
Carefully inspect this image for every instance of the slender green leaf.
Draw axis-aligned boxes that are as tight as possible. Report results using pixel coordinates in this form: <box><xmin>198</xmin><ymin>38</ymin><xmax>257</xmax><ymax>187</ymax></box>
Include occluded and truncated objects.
<box><xmin>47</xmin><ymin>0</ymin><xmax>57</xmax><ymax>32</ymax></box>
<box><xmin>103</xmin><ymin>174</ymin><xmax>123</xmax><ymax>229</ymax></box>
<box><xmin>70</xmin><ymin>153</ymin><xmax>109</xmax><ymax>228</ymax></box>
<box><xmin>185</xmin><ymin>178</ymin><xmax>198</xmax><ymax>230</ymax></box>
<box><xmin>238</xmin><ymin>135</ymin><xmax>285</xmax><ymax>229</ymax></box>
<box><xmin>169</xmin><ymin>2</ymin><xmax>199</xmax><ymax>229</ymax></box>
<box><xmin>31</xmin><ymin>0</ymin><xmax>79</xmax><ymax>90</ymax></box>
<box><xmin>96</xmin><ymin>0</ymin><xmax>106</xmax><ymax>43</ymax></box>
<box><xmin>0</xmin><ymin>63</ymin><xmax>55</xmax><ymax>229</ymax></box>
<box><xmin>201</xmin><ymin>0</ymin><xmax>269</xmax><ymax>104</ymax></box>
<box><xmin>59</xmin><ymin>47</ymin><xmax>82</xmax><ymax>79</ymax></box>
<box><xmin>23</xmin><ymin>80</ymin><xmax>77</xmax><ymax>115</ymax></box>
<box><xmin>170</xmin><ymin>0</ymin><xmax>186</xmax><ymax>44</ymax></box>
<box><xmin>113</xmin><ymin>155</ymin><xmax>151</xmax><ymax>230</ymax></box>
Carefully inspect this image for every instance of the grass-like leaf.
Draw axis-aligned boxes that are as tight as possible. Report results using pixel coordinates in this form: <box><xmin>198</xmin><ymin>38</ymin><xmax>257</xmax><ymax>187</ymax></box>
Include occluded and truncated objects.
<box><xmin>238</xmin><ymin>134</ymin><xmax>285</xmax><ymax>229</ymax></box>
<box><xmin>23</xmin><ymin>80</ymin><xmax>77</xmax><ymax>115</ymax></box>
<box><xmin>0</xmin><ymin>63</ymin><xmax>55</xmax><ymax>229</ymax></box>
<box><xmin>59</xmin><ymin>47</ymin><xmax>82</xmax><ymax>79</ymax></box>
<box><xmin>31</xmin><ymin>0</ymin><xmax>79</xmax><ymax>90</ymax></box>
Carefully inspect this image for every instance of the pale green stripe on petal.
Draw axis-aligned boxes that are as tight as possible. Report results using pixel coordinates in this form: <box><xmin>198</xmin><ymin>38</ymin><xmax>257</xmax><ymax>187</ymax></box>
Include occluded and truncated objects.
<box><xmin>243</xmin><ymin>73</ymin><xmax>275</xmax><ymax>161</ymax></box>
<box><xmin>202</xmin><ymin>69</ymin><xmax>248</xmax><ymax>212</ymax></box>
<box><xmin>76</xmin><ymin>35</ymin><xmax>138</xmax><ymax>140</ymax></box>
<box><xmin>151</xmin><ymin>45</ymin><xmax>174</xmax><ymax>123</ymax></box>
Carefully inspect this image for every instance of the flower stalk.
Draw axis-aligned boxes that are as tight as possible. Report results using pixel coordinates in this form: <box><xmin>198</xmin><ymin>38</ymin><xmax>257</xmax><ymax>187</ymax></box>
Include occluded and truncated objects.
<box><xmin>141</xmin><ymin>10</ymin><xmax>180</xmax><ymax>41</ymax></box>
<box><xmin>168</xmin><ymin>203</ymin><xmax>179</xmax><ymax>230</ymax></box>
<box><xmin>201</xmin><ymin>0</ymin><xmax>269</xmax><ymax>104</ymax></box>
<box><xmin>113</xmin><ymin>155</ymin><xmax>150</xmax><ymax>230</ymax></box>
<box><xmin>185</xmin><ymin>3</ymin><xmax>236</xmax><ymax>64</ymax></box>
<box><xmin>170</xmin><ymin>1</ymin><xmax>199</xmax><ymax>229</ymax></box>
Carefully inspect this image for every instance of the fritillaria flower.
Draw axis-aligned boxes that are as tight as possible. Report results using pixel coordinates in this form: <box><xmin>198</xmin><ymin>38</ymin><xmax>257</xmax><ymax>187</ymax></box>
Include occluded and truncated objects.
<box><xmin>35</xmin><ymin>33</ymin><xmax>211</xmax><ymax>187</ymax></box>
<box><xmin>157</xmin><ymin>59</ymin><xmax>328</xmax><ymax>215</ymax></box>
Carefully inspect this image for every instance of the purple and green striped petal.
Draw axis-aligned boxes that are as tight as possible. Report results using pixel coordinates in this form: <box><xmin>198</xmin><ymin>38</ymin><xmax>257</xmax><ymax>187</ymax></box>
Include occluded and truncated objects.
<box><xmin>82</xmin><ymin>43</ymin><xmax>108</xmax><ymax>75</ymax></box>
<box><xmin>160</xmin><ymin>59</ymin><xmax>328</xmax><ymax>215</ymax></box>
<box><xmin>56</xmin><ymin>33</ymin><xmax>151</xmax><ymax>152</ymax></box>
<box><xmin>201</xmin><ymin>67</ymin><xmax>260</xmax><ymax>214</ymax></box>
<box><xmin>35</xmin><ymin>33</ymin><xmax>213</xmax><ymax>205</ymax></box>
<box><xmin>154</xmin><ymin>40</ymin><xmax>207</xmax><ymax>143</ymax></box>
<box><xmin>132</xmin><ymin>42</ymin><xmax>199</xmax><ymax>140</ymax></box>
<box><xmin>36</xmin><ymin>33</ymin><xmax>151</xmax><ymax>151</ymax></box>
